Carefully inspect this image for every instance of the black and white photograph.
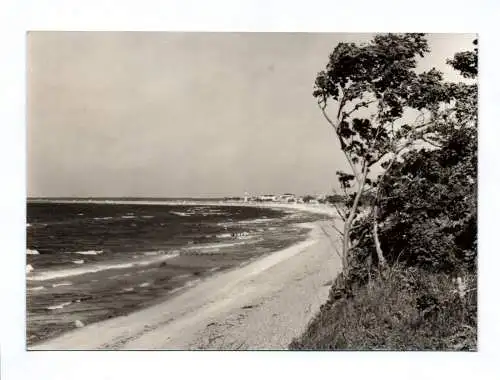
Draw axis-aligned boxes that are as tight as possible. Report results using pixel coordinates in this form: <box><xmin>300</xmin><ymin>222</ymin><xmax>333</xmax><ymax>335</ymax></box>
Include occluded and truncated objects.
<box><xmin>24</xmin><ymin>31</ymin><xmax>478</xmax><ymax>351</ymax></box>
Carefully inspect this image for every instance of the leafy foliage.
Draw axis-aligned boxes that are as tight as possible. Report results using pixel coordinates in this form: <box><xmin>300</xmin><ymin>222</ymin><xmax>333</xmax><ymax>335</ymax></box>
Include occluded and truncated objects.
<box><xmin>292</xmin><ymin>35</ymin><xmax>478</xmax><ymax>350</ymax></box>
<box><xmin>312</xmin><ymin>33</ymin><xmax>463</xmax><ymax>271</ymax></box>
<box><xmin>346</xmin><ymin>37</ymin><xmax>477</xmax><ymax>276</ymax></box>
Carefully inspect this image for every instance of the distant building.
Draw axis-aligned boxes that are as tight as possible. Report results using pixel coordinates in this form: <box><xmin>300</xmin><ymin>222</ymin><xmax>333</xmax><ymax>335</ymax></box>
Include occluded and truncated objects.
<box><xmin>259</xmin><ymin>194</ymin><xmax>278</xmax><ymax>202</ymax></box>
<box><xmin>279</xmin><ymin>193</ymin><xmax>296</xmax><ymax>203</ymax></box>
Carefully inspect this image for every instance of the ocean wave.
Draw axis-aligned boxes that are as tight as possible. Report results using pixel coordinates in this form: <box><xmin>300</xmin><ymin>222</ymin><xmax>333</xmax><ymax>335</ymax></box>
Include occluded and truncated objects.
<box><xmin>77</xmin><ymin>250</ymin><xmax>103</xmax><ymax>255</ymax></box>
<box><xmin>28</xmin><ymin>286</ymin><xmax>45</xmax><ymax>291</ymax></box>
<box><xmin>27</xmin><ymin>249</ymin><xmax>39</xmax><ymax>255</ymax></box>
<box><xmin>47</xmin><ymin>301</ymin><xmax>72</xmax><ymax>310</ymax></box>
<box><xmin>137</xmin><ymin>253</ymin><xmax>180</xmax><ymax>266</ymax></box>
<box><xmin>215</xmin><ymin>231</ymin><xmax>252</xmax><ymax>239</ymax></box>
<box><xmin>94</xmin><ymin>216</ymin><xmax>113</xmax><ymax>220</ymax></box>
<box><xmin>138</xmin><ymin>282</ymin><xmax>150</xmax><ymax>288</ymax></box>
<box><xmin>142</xmin><ymin>250</ymin><xmax>170</xmax><ymax>256</ymax></box>
<box><xmin>170</xmin><ymin>211</ymin><xmax>192</xmax><ymax>217</ymax></box>
<box><xmin>27</xmin><ymin>253</ymin><xmax>180</xmax><ymax>281</ymax></box>
<box><xmin>198</xmin><ymin>209</ymin><xmax>229</xmax><ymax>216</ymax></box>
<box><xmin>26</xmin><ymin>264</ymin><xmax>34</xmax><ymax>273</ymax></box>
<box><xmin>27</xmin><ymin>222</ymin><xmax>47</xmax><ymax>228</ymax></box>
<box><xmin>242</xmin><ymin>218</ymin><xmax>271</xmax><ymax>224</ymax></box>
<box><xmin>216</xmin><ymin>222</ymin><xmax>233</xmax><ymax>228</ymax></box>
<box><xmin>121</xmin><ymin>215</ymin><xmax>135</xmax><ymax>219</ymax></box>
<box><xmin>73</xmin><ymin>260</ymin><xmax>85</xmax><ymax>264</ymax></box>
<box><xmin>51</xmin><ymin>282</ymin><xmax>72</xmax><ymax>287</ymax></box>
<box><xmin>216</xmin><ymin>233</ymin><xmax>232</xmax><ymax>238</ymax></box>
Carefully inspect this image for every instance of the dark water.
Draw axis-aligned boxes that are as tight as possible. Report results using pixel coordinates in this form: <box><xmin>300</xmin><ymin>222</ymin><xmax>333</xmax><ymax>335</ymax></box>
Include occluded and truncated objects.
<box><xmin>27</xmin><ymin>202</ymin><xmax>288</xmax><ymax>269</ymax></box>
<box><xmin>26</xmin><ymin>201</ymin><xmax>327</xmax><ymax>345</ymax></box>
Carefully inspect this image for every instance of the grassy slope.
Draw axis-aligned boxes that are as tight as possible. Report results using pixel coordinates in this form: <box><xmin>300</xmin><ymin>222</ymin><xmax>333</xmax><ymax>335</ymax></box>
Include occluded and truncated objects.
<box><xmin>290</xmin><ymin>266</ymin><xmax>476</xmax><ymax>351</ymax></box>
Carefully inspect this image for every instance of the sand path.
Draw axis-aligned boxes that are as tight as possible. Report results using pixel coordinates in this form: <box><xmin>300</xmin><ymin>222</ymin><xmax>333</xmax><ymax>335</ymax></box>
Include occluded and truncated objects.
<box><xmin>31</xmin><ymin>205</ymin><xmax>342</xmax><ymax>350</ymax></box>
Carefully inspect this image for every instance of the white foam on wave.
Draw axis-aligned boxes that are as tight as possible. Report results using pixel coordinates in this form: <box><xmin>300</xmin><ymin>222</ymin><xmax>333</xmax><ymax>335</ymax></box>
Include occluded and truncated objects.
<box><xmin>26</xmin><ymin>264</ymin><xmax>34</xmax><ymax>273</ymax></box>
<box><xmin>143</xmin><ymin>251</ymin><xmax>161</xmax><ymax>256</ymax></box>
<box><xmin>52</xmin><ymin>282</ymin><xmax>72</xmax><ymax>287</ymax></box>
<box><xmin>138</xmin><ymin>282</ymin><xmax>150</xmax><ymax>287</ymax></box>
<box><xmin>136</xmin><ymin>253</ymin><xmax>179</xmax><ymax>266</ymax></box>
<box><xmin>142</xmin><ymin>215</ymin><xmax>154</xmax><ymax>219</ymax></box>
<box><xmin>77</xmin><ymin>250</ymin><xmax>103</xmax><ymax>255</ymax></box>
<box><xmin>47</xmin><ymin>301</ymin><xmax>72</xmax><ymax>310</ymax></box>
<box><xmin>241</xmin><ymin>218</ymin><xmax>271</xmax><ymax>224</ymax></box>
<box><xmin>73</xmin><ymin>259</ymin><xmax>85</xmax><ymax>264</ymax></box>
<box><xmin>199</xmin><ymin>210</ymin><xmax>229</xmax><ymax>216</ymax></box>
<box><xmin>28</xmin><ymin>286</ymin><xmax>45</xmax><ymax>291</ymax></box>
<box><xmin>122</xmin><ymin>287</ymin><xmax>134</xmax><ymax>292</ymax></box>
<box><xmin>94</xmin><ymin>216</ymin><xmax>113</xmax><ymax>220</ymax></box>
<box><xmin>27</xmin><ymin>249</ymin><xmax>39</xmax><ymax>255</ymax></box>
<box><xmin>170</xmin><ymin>211</ymin><xmax>192</xmax><ymax>217</ymax></box>
<box><xmin>27</xmin><ymin>253</ymin><xmax>180</xmax><ymax>281</ymax></box>
<box><xmin>121</xmin><ymin>215</ymin><xmax>135</xmax><ymax>219</ymax></box>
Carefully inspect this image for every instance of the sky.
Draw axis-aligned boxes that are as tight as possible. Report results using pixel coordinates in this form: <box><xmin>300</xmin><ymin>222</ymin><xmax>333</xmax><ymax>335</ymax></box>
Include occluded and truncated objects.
<box><xmin>27</xmin><ymin>32</ymin><xmax>476</xmax><ymax>198</ymax></box>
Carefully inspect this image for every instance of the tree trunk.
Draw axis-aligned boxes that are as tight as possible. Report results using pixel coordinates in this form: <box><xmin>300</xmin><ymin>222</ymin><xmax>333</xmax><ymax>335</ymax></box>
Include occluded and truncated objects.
<box><xmin>342</xmin><ymin>163</ymin><xmax>369</xmax><ymax>269</ymax></box>
<box><xmin>373</xmin><ymin>205</ymin><xmax>387</xmax><ymax>267</ymax></box>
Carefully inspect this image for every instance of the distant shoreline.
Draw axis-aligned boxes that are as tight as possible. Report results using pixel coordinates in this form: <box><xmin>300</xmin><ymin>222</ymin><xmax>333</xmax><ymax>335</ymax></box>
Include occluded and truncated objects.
<box><xmin>27</xmin><ymin>198</ymin><xmax>338</xmax><ymax>218</ymax></box>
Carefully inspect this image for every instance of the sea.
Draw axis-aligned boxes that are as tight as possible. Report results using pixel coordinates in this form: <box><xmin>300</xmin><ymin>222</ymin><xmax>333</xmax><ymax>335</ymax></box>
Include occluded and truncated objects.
<box><xmin>26</xmin><ymin>200</ymin><xmax>328</xmax><ymax>345</ymax></box>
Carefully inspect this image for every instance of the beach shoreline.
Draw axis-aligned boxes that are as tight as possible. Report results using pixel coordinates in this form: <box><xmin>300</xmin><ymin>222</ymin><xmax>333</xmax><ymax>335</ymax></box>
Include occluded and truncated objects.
<box><xmin>28</xmin><ymin>198</ymin><xmax>338</xmax><ymax>216</ymax></box>
<box><xmin>28</xmin><ymin>202</ymin><xmax>341</xmax><ymax>350</ymax></box>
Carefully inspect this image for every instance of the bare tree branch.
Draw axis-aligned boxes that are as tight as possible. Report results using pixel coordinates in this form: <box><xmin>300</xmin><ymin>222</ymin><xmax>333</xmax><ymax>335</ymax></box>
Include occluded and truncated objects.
<box><xmin>344</xmin><ymin>100</ymin><xmax>376</xmax><ymax>118</ymax></box>
<box><xmin>318</xmin><ymin>102</ymin><xmax>363</xmax><ymax>185</ymax></box>
<box><xmin>332</xmin><ymin>202</ymin><xmax>347</xmax><ymax>221</ymax></box>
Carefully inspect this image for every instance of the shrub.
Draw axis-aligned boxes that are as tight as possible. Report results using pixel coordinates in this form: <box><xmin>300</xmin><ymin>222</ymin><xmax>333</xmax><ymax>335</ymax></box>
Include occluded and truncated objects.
<box><xmin>290</xmin><ymin>267</ymin><xmax>477</xmax><ymax>351</ymax></box>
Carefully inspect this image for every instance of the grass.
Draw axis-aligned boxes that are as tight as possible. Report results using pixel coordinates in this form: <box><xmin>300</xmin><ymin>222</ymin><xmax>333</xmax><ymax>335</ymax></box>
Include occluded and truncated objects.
<box><xmin>290</xmin><ymin>266</ymin><xmax>476</xmax><ymax>351</ymax></box>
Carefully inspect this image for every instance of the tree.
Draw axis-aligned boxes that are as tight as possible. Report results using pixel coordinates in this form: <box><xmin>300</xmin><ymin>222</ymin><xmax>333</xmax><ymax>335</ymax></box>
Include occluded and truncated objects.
<box><xmin>362</xmin><ymin>39</ymin><xmax>478</xmax><ymax>274</ymax></box>
<box><xmin>313</xmin><ymin>33</ymin><xmax>454</xmax><ymax>275</ymax></box>
<box><xmin>302</xmin><ymin>195</ymin><xmax>316</xmax><ymax>203</ymax></box>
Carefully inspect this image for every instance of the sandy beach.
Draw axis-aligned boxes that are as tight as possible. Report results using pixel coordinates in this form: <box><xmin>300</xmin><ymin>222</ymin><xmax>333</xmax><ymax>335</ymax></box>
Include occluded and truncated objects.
<box><xmin>29</xmin><ymin>202</ymin><xmax>342</xmax><ymax>350</ymax></box>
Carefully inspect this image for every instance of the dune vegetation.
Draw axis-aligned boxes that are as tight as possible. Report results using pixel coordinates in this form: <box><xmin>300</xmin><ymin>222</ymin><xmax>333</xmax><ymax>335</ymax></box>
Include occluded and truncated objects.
<box><xmin>290</xmin><ymin>33</ymin><xmax>477</xmax><ymax>350</ymax></box>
